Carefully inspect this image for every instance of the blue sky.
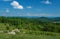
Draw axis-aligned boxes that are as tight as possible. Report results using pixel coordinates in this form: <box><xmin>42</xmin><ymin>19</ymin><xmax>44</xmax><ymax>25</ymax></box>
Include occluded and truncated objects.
<box><xmin>0</xmin><ymin>0</ymin><xmax>60</xmax><ymax>17</ymax></box>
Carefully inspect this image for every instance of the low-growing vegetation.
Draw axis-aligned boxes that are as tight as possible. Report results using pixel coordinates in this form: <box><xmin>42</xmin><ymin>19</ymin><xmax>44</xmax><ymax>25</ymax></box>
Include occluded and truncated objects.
<box><xmin>0</xmin><ymin>17</ymin><xmax>60</xmax><ymax>39</ymax></box>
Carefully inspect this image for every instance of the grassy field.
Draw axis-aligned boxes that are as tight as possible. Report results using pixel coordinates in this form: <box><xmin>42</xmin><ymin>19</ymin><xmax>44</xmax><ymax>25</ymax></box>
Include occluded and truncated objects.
<box><xmin>0</xmin><ymin>33</ymin><xmax>60</xmax><ymax>39</ymax></box>
<box><xmin>0</xmin><ymin>20</ymin><xmax>60</xmax><ymax>39</ymax></box>
<box><xmin>0</xmin><ymin>23</ymin><xmax>60</xmax><ymax>39</ymax></box>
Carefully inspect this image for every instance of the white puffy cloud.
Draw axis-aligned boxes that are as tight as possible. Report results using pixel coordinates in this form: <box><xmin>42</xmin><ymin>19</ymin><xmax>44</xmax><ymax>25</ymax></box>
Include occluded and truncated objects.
<box><xmin>27</xmin><ymin>6</ymin><xmax>32</xmax><ymax>9</ymax></box>
<box><xmin>41</xmin><ymin>0</ymin><xmax>52</xmax><ymax>4</ymax></box>
<box><xmin>11</xmin><ymin>1</ymin><xmax>23</xmax><ymax>9</ymax></box>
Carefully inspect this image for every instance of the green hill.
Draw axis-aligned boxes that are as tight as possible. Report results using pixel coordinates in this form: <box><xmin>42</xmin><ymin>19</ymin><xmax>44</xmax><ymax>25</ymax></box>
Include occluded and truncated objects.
<box><xmin>0</xmin><ymin>17</ymin><xmax>60</xmax><ymax>39</ymax></box>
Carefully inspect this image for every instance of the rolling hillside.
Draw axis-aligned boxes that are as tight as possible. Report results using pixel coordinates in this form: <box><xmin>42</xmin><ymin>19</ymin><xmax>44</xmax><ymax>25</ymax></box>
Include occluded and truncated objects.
<box><xmin>0</xmin><ymin>17</ymin><xmax>60</xmax><ymax>39</ymax></box>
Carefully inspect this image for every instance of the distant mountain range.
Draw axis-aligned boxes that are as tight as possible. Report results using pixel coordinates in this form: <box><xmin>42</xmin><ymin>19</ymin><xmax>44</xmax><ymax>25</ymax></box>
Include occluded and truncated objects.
<box><xmin>0</xmin><ymin>16</ymin><xmax>60</xmax><ymax>23</ymax></box>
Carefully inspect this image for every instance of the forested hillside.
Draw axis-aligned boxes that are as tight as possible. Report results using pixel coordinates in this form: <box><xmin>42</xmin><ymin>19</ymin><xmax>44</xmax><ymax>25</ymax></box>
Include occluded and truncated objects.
<box><xmin>0</xmin><ymin>17</ymin><xmax>60</xmax><ymax>33</ymax></box>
